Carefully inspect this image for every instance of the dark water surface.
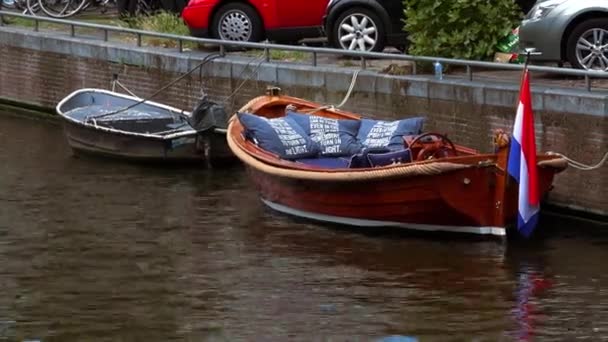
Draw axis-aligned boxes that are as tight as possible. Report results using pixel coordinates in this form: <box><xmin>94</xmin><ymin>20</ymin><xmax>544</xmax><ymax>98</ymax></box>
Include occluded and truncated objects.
<box><xmin>0</xmin><ymin>112</ymin><xmax>607</xmax><ymax>342</ymax></box>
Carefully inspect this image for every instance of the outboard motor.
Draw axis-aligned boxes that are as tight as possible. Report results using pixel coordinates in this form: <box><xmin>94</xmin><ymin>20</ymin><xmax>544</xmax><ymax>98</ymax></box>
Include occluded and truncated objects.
<box><xmin>186</xmin><ymin>95</ymin><xmax>229</xmax><ymax>168</ymax></box>
<box><xmin>187</xmin><ymin>94</ymin><xmax>228</xmax><ymax>133</ymax></box>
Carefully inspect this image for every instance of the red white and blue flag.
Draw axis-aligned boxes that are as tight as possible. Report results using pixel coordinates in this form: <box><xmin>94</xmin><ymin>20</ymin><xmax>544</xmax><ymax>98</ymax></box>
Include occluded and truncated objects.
<box><xmin>507</xmin><ymin>69</ymin><xmax>539</xmax><ymax>238</ymax></box>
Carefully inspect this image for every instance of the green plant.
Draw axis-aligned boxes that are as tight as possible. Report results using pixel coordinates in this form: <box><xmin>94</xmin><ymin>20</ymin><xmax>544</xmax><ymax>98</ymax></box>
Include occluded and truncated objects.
<box><xmin>122</xmin><ymin>11</ymin><xmax>193</xmax><ymax>48</ymax></box>
<box><xmin>242</xmin><ymin>49</ymin><xmax>308</xmax><ymax>62</ymax></box>
<box><xmin>403</xmin><ymin>0</ymin><xmax>521</xmax><ymax>61</ymax></box>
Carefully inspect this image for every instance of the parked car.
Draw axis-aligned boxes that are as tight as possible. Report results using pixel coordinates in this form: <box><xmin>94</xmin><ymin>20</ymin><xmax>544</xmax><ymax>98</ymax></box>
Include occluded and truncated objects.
<box><xmin>181</xmin><ymin>0</ymin><xmax>329</xmax><ymax>43</ymax></box>
<box><xmin>323</xmin><ymin>0</ymin><xmax>407</xmax><ymax>52</ymax></box>
<box><xmin>323</xmin><ymin>0</ymin><xmax>536</xmax><ymax>52</ymax></box>
<box><xmin>519</xmin><ymin>0</ymin><xmax>608</xmax><ymax>71</ymax></box>
<box><xmin>518</xmin><ymin>0</ymin><xmax>537</xmax><ymax>14</ymax></box>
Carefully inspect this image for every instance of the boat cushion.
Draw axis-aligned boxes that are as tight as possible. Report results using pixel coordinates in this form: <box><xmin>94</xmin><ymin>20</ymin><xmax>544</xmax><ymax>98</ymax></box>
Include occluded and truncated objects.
<box><xmin>286</xmin><ymin>111</ymin><xmax>363</xmax><ymax>157</ymax></box>
<box><xmin>357</xmin><ymin>117</ymin><xmax>425</xmax><ymax>150</ymax></box>
<box><xmin>366</xmin><ymin>148</ymin><xmax>413</xmax><ymax>167</ymax></box>
<box><xmin>237</xmin><ymin>112</ymin><xmax>320</xmax><ymax>159</ymax></box>
<box><xmin>295</xmin><ymin>157</ymin><xmax>351</xmax><ymax>169</ymax></box>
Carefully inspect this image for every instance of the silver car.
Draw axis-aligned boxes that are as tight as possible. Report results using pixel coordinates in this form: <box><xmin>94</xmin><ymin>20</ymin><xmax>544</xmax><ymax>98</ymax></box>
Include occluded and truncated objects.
<box><xmin>519</xmin><ymin>0</ymin><xmax>608</xmax><ymax>71</ymax></box>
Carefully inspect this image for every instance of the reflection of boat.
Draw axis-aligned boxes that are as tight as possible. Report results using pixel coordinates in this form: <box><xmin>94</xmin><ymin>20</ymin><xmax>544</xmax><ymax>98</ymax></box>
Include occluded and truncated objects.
<box><xmin>56</xmin><ymin>89</ymin><xmax>233</xmax><ymax>164</ymax></box>
<box><xmin>227</xmin><ymin>88</ymin><xmax>568</xmax><ymax>237</ymax></box>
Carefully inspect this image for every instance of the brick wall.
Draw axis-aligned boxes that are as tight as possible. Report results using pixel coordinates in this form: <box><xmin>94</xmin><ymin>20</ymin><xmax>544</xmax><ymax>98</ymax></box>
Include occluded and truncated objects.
<box><xmin>0</xmin><ymin>29</ymin><xmax>606</xmax><ymax>215</ymax></box>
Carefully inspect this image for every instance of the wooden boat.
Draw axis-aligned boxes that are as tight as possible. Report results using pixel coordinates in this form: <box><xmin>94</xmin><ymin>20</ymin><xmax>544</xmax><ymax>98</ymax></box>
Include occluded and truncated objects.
<box><xmin>226</xmin><ymin>88</ymin><xmax>568</xmax><ymax>237</ymax></box>
<box><xmin>56</xmin><ymin>88</ymin><xmax>234</xmax><ymax>165</ymax></box>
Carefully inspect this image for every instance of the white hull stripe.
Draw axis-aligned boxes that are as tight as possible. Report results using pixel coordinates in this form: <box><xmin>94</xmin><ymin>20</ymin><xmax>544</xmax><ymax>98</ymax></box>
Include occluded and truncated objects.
<box><xmin>261</xmin><ymin>199</ymin><xmax>506</xmax><ymax>237</ymax></box>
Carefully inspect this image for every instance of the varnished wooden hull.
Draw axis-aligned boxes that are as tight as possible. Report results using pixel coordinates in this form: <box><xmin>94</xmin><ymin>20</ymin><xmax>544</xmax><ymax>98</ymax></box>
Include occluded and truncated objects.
<box><xmin>246</xmin><ymin>162</ymin><xmax>558</xmax><ymax>237</ymax></box>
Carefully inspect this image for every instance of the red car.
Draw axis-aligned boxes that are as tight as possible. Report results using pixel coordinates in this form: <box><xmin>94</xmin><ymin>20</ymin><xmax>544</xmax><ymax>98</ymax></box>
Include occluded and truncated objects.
<box><xmin>182</xmin><ymin>0</ymin><xmax>329</xmax><ymax>43</ymax></box>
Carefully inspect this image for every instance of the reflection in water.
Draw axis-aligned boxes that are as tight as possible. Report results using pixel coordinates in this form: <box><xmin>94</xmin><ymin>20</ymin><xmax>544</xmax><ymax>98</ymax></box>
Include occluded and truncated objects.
<box><xmin>0</xmin><ymin>112</ymin><xmax>607</xmax><ymax>341</ymax></box>
<box><xmin>510</xmin><ymin>264</ymin><xmax>553</xmax><ymax>341</ymax></box>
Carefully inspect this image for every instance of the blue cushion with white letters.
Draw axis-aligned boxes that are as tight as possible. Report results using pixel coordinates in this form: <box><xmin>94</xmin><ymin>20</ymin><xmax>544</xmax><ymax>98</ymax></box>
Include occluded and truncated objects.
<box><xmin>357</xmin><ymin>117</ymin><xmax>425</xmax><ymax>150</ymax></box>
<box><xmin>237</xmin><ymin>112</ymin><xmax>320</xmax><ymax>160</ymax></box>
<box><xmin>286</xmin><ymin>111</ymin><xmax>362</xmax><ymax>157</ymax></box>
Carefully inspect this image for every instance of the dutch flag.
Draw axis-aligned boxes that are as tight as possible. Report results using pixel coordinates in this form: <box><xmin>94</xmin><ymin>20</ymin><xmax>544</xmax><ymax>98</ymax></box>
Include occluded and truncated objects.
<box><xmin>507</xmin><ymin>69</ymin><xmax>539</xmax><ymax>238</ymax></box>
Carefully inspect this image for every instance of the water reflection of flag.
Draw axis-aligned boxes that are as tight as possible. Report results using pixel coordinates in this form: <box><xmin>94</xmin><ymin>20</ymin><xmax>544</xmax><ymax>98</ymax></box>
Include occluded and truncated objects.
<box><xmin>507</xmin><ymin>69</ymin><xmax>539</xmax><ymax>238</ymax></box>
<box><xmin>512</xmin><ymin>270</ymin><xmax>553</xmax><ymax>341</ymax></box>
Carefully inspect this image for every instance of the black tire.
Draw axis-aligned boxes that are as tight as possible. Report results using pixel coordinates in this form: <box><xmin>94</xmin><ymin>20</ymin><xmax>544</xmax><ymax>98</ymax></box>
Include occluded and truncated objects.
<box><xmin>329</xmin><ymin>7</ymin><xmax>386</xmax><ymax>52</ymax></box>
<box><xmin>210</xmin><ymin>2</ymin><xmax>264</xmax><ymax>42</ymax></box>
<box><xmin>566</xmin><ymin>18</ymin><xmax>608</xmax><ymax>71</ymax></box>
<box><xmin>117</xmin><ymin>0</ymin><xmax>139</xmax><ymax>17</ymax></box>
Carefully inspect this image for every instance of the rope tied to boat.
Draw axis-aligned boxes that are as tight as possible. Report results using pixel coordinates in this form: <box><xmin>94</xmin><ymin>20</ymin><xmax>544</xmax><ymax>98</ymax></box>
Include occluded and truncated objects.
<box><xmin>304</xmin><ymin>69</ymin><xmax>361</xmax><ymax>115</ymax></box>
<box><xmin>222</xmin><ymin>54</ymin><xmax>267</xmax><ymax>106</ymax></box>
<box><xmin>85</xmin><ymin>52</ymin><xmax>223</xmax><ymax>122</ymax></box>
<box><xmin>545</xmin><ymin>151</ymin><xmax>608</xmax><ymax>171</ymax></box>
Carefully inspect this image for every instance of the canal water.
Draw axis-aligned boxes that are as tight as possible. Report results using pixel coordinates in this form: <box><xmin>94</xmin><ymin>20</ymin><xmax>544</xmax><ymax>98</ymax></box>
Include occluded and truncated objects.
<box><xmin>0</xmin><ymin>111</ymin><xmax>607</xmax><ymax>342</ymax></box>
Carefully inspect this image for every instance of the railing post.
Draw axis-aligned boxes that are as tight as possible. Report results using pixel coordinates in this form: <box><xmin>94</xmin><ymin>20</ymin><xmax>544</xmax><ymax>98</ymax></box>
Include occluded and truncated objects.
<box><xmin>137</xmin><ymin>33</ymin><xmax>142</xmax><ymax>47</ymax></box>
<box><xmin>466</xmin><ymin>65</ymin><xmax>472</xmax><ymax>81</ymax></box>
<box><xmin>178</xmin><ymin>39</ymin><xmax>183</xmax><ymax>53</ymax></box>
<box><xmin>585</xmin><ymin>74</ymin><xmax>591</xmax><ymax>91</ymax></box>
<box><xmin>0</xmin><ymin>13</ymin><xmax>4</xmax><ymax>27</ymax></box>
<box><xmin>219</xmin><ymin>44</ymin><xmax>225</xmax><ymax>57</ymax></box>
<box><xmin>264</xmin><ymin>46</ymin><xmax>270</xmax><ymax>62</ymax></box>
<box><xmin>412</xmin><ymin>62</ymin><xmax>417</xmax><ymax>75</ymax></box>
<box><xmin>360</xmin><ymin>57</ymin><xmax>366</xmax><ymax>70</ymax></box>
<box><xmin>312</xmin><ymin>51</ymin><xmax>317</xmax><ymax>67</ymax></box>
<box><xmin>103</xmin><ymin>29</ymin><xmax>108</xmax><ymax>42</ymax></box>
<box><xmin>34</xmin><ymin>19</ymin><xmax>38</xmax><ymax>32</ymax></box>
<box><xmin>70</xmin><ymin>24</ymin><xmax>75</xmax><ymax>37</ymax></box>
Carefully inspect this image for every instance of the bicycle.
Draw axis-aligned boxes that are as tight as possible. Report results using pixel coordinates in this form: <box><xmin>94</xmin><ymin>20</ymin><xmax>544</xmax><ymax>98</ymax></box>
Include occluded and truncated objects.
<box><xmin>26</xmin><ymin>0</ymin><xmax>113</xmax><ymax>18</ymax></box>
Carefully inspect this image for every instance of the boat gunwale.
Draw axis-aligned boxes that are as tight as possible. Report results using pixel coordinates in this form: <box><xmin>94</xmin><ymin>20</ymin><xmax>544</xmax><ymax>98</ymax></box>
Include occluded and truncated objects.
<box><xmin>56</xmin><ymin>88</ymin><xmax>199</xmax><ymax>140</ymax></box>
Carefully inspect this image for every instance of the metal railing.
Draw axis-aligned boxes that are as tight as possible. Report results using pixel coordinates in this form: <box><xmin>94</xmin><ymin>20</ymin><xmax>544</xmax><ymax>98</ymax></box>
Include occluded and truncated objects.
<box><xmin>2</xmin><ymin>10</ymin><xmax>608</xmax><ymax>92</ymax></box>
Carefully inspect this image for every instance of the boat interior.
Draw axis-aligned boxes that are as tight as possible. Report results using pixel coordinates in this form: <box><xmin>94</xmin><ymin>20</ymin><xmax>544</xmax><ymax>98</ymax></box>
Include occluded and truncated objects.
<box><xmin>59</xmin><ymin>91</ymin><xmax>192</xmax><ymax>136</ymax></box>
<box><xmin>235</xmin><ymin>97</ymin><xmax>480</xmax><ymax>170</ymax></box>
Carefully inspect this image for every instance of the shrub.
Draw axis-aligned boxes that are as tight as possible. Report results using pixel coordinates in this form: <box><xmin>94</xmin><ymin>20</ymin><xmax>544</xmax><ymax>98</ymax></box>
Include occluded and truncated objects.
<box><xmin>122</xmin><ymin>11</ymin><xmax>191</xmax><ymax>48</ymax></box>
<box><xmin>403</xmin><ymin>0</ymin><xmax>522</xmax><ymax>61</ymax></box>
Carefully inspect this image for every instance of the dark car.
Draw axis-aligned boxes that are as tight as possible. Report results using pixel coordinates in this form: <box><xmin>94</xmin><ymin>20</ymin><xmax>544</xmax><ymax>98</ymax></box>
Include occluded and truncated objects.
<box><xmin>324</xmin><ymin>0</ymin><xmax>406</xmax><ymax>52</ymax></box>
<box><xmin>324</xmin><ymin>0</ymin><xmax>538</xmax><ymax>52</ymax></box>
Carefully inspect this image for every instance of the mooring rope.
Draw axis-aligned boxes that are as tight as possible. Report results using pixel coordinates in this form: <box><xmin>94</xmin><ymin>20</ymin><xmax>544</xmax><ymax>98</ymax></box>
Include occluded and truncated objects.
<box><xmin>547</xmin><ymin>151</ymin><xmax>608</xmax><ymax>171</ymax></box>
<box><xmin>85</xmin><ymin>52</ymin><xmax>222</xmax><ymax>121</ymax></box>
<box><xmin>222</xmin><ymin>53</ymin><xmax>267</xmax><ymax>106</ymax></box>
<box><xmin>305</xmin><ymin>69</ymin><xmax>361</xmax><ymax>114</ymax></box>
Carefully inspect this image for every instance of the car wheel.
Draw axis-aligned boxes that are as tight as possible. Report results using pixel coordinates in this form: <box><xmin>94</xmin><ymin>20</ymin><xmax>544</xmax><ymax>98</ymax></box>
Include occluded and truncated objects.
<box><xmin>210</xmin><ymin>2</ymin><xmax>264</xmax><ymax>42</ymax></box>
<box><xmin>566</xmin><ymin>18</ymin><xmax>608</xmax><ymax>71</ymax></box>
<box><xmin>330</xmin><ymin>7</ymin><xmax>386</xmax><ymax>52</ymax></box>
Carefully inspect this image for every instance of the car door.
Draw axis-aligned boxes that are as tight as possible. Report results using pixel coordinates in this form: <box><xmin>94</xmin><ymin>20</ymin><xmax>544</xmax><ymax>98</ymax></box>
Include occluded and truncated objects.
<box><xmin>275</xmin><ymin>0</ymin><xmax>329</xmax><ymax>28</ymax></box>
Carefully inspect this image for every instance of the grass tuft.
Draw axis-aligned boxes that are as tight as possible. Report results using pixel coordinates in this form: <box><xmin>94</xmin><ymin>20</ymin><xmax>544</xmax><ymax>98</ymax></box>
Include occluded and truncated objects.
<box><xmin>122</xmin><ymin>11</ymin><xmax>193</xmax><ymax>48</ymax></box>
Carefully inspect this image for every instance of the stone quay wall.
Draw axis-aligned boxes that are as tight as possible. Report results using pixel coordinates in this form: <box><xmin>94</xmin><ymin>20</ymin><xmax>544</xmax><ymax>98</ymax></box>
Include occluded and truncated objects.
<box><xmin>0</xmin><ymin>27</ymin><xmax>606</xmax><ymax>215</ymax></box>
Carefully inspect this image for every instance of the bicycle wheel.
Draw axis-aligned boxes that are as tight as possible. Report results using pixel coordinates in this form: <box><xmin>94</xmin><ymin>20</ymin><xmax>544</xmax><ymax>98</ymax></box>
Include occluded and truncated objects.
<box><xmin>38</xmin><ymin>0</ymin><xmax>87</xmax><ymax>18</ymax></box>
<box><xmin>25</xmin><ymin>0</ymin><xmax>41</xmax><ymax>16</ymax></box>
